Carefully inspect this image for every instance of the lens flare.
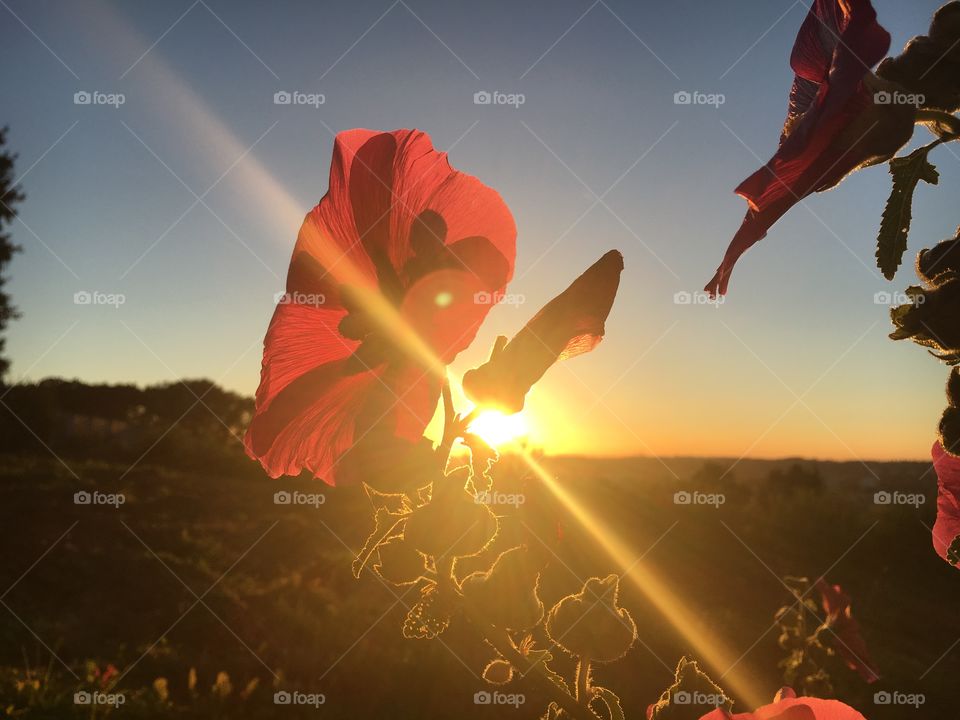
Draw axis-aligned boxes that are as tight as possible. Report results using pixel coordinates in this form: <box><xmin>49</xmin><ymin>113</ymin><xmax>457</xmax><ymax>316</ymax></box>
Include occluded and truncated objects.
<box><xmin>468</xmin><ymin>410</ymin><xmax>529</xmax><ymax>447</ymax></box>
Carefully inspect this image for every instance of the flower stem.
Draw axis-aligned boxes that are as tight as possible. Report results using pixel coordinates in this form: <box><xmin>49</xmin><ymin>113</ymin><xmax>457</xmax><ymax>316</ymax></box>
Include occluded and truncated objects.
<box><xmin>916</xmin><ymin>109</ymin><xmax>960</xmax><ymax>138</ymax></box>
<box><xmin>475</xmin><ymin>622</ymin><xmax>595</xmax><ymax>720</ymax></box>
<box><xmin>575</xmin><ymin>657</ymin><xmax>590</xmax><ymax>705</ymax></box>
<box><xmin>433</xmin><ymin>400</ymin><xmax>592</xmax><ymax>720</ymax></box>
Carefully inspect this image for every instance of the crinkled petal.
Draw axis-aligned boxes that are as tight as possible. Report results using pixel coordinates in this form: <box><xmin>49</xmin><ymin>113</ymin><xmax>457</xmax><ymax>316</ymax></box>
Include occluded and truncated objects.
<box><xmin>698</xmin><ymin>695</ymin><xmax>866</xmax><ymax>720</ymax></box>
<box><xmin>705</xmin><ymin>0</ymin><xmax>896</xmax><ymax>296</ymax></box>
<box><xmin>932</xmin><ymin>440</ymin><xmax>960</xmax><ymax>569</ymax></box>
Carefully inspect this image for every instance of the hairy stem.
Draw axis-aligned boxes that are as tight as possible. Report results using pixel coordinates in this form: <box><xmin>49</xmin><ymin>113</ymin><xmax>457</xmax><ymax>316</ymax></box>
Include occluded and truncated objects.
<box><xmin>916</xmin><ymin>109</ymin><xmax>960</xmax><ymax>138</ymax></box>
<box><xmin>575</xmin><ymin>657</ymin><xmax>590</xmax><ymax>705</ymax></box>
<box><xmin>433</xmin><ymin>396</ymin><xmax>593</xmax><ymax>720</ymax></box>
<box><xmin>477</xmin><ymin>623</ymin><xmax>594</xmax><ymax>720</ymax></box>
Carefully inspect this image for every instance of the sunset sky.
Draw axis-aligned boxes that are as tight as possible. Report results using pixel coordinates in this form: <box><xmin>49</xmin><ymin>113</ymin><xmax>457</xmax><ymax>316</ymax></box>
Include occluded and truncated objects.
<box><xmin>0</xmin><ymin>0</ymin><xmax>955</xmax><ymax>460</ymax></box>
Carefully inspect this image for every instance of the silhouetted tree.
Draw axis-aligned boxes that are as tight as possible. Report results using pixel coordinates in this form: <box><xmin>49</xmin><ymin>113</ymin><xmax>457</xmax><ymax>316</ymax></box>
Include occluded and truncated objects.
<box><xmin>0</xmin><ymin>127</ymin><xmax>24</xmax><ymax>381</ymax></box>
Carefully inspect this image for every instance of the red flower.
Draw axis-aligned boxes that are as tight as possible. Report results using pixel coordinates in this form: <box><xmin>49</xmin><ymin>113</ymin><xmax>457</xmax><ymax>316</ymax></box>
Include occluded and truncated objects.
<box><xmin>245</xmin><ymin>129</ymin><xmax>516</xmax><ymax>485</ymax></box>
<box><xmin>698</xmin><ymin>687</ymin><xmax>865</xmax><ymax>720</ymax></box>
<box><xmin>932</xmin><ymin>439</ymin><xmax>960</xmax><ymax>569</ymax></box>
<box><xmin>705</xmin><ymin>0</ymin><xmax>915</xmax><ymax>296</ymax></box>
<box><xmin>814</xmin><ymin>579</ymin><xmax>880</xmax><ymax>683</ymax></box>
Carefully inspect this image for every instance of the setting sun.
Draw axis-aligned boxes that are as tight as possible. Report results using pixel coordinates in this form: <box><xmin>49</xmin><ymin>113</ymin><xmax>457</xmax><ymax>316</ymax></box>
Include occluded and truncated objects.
<box><xmin>467</xmin><ymin>409</ymin><xmax>529</xmax><ymax>448</ymax></box>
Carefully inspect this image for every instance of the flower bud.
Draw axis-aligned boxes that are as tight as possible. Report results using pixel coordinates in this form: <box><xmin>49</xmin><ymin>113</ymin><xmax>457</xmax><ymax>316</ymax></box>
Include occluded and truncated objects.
<box><xmin>461</xmin><ymin>546</ymin><xmax>544</xmax><ymax>631</ymax></box>
<box><xmin>545</xmin><ymin>574</ymin><xmax>636</xmax><ymax>663</ymax></box>
<box><xmin>877</xmin><ymin>3</ymin><xmax>960</xmax><ymax>112</ymax></box>
<box><xmin>940</xmin><ymin>405</ymin><xmax>960</xmax><ymax>456</ymax></box>
<box><xmin>947</xmin><ymin>367</ymin><xmax>960</xmax><ymax>407</ymax></box>
<box><xmin>482</xmin><ymin>658</ymin><xmax>514</xmax><ymax>685</ymax></box>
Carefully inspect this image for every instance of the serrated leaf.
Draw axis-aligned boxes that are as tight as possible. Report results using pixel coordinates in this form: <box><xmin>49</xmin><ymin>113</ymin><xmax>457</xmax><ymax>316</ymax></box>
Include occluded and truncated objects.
<box><xmin>402</xmin><ymin>585</ymin><xmax>450</xmax><ymax>639</ymax></box>
<box><xmin>876</xmin><ymin>142</ymin><xmax>941</xmax><ymax>280</ymax></box>
<box><xmin>363</xmin><ymin>483</ymin><xmax>412</xmax><ymax>514</ymax></box>
<box><xmin>590</xmin><ymin>687</ymin><xmax>625</xmax><ymax>720</ymax></box>
<box><xmin>352</xmin><ymin>507</ymin><xmax>406</xmax><ymax>579</ymax></box>
<box><xmin>525</xmin><ymin>649</ymin><xmax>570</xmax><ymax>695</ymax></box>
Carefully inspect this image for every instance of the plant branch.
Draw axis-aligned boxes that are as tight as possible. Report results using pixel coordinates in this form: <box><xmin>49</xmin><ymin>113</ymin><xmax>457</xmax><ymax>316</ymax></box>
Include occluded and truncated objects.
<box><xmin>575</xmin><ymin>657</ymin><xmax>590</xmax><ymax>705</ymax></box>
<box><xmin>475</xmin><ymin>622</ymin><xmax>595</xmax><ymax>720</ymax></box>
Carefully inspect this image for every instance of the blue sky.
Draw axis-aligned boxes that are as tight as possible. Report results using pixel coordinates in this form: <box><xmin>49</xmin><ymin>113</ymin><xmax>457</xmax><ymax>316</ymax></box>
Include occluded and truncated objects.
<box><xmin>0</xmin><ymin>0</ymin><xmax>955</xmax><ymax>459</ymax></box>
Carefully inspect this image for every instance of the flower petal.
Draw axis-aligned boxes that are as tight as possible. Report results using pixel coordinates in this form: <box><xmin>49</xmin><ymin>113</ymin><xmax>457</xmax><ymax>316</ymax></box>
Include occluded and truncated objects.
<box><xmin>932</xmin><ymin>439</ymin><xmax>960</xmax><ymax>569</ymax></box>
<box><xmin>401</xmin><ymin>268</ymin><xmax>501</xmax><ymax>364</ymax></box>
<box><xmin>698</xmin><ymin>696</ymin><xmax>866</xmax><ymax>720</ymax></box>
<box><xmin>705</xmin><ymin>0</ymin><xmax>905</xmax><ymax>296</ymax></box>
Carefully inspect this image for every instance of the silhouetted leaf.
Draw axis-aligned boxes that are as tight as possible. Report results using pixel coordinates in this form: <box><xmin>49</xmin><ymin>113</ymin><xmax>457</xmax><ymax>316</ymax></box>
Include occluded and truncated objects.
<box><xmin>591</xmin><ymin>687</ymin><xmax>625</xmax><ymax>720</ymax></box>
<box><xmin>876</xmin><ymin>142</ymin><xmax>941</xmax><ymax>280</ymax></box>
<box><xmin>352</xmin><ymin>507</ymin><xmax>406</xmax><ymax>578</ymax></box>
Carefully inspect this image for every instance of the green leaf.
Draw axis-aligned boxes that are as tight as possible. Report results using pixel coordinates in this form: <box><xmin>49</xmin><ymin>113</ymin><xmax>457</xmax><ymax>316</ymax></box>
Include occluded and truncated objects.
<box><xmin>590</xmin><ymin>687</ymin><xmax>625</xmax><ymax>720</ymax></box>
<box><xmin>352</xmin><ymin>507</ymin><xmax>406</xmax><ymax>579</ymax></box>
<box><xmin>876</xmin><ymin>142</ymin><xmax>941</xmax><ymax>281</ymax></box>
